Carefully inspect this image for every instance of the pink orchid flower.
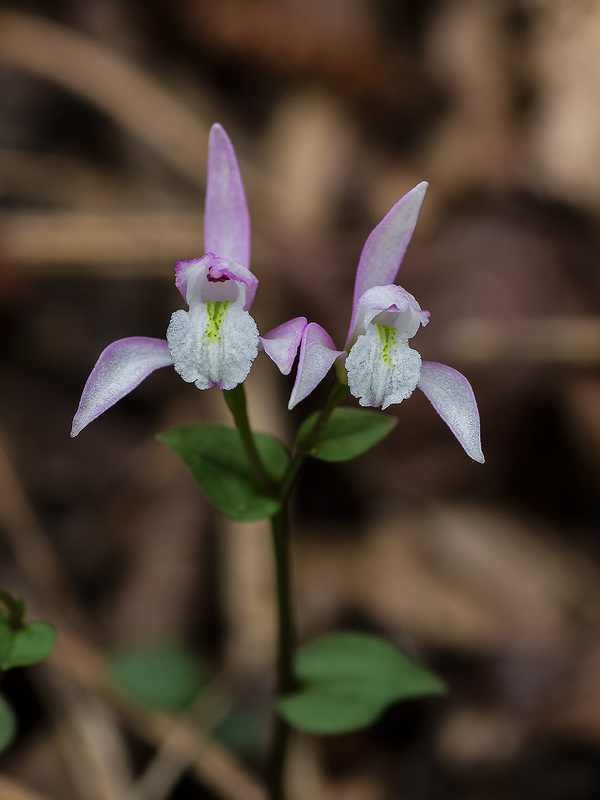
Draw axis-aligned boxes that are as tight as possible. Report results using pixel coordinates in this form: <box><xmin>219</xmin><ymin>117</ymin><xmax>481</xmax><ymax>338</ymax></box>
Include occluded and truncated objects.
<box><xmin>264</xmin><ymin>182</ymin><xmax>484</xmax><ymax>463</ymax></box>
<box><xmin>72</xmin><ymin>124</ymin><xmax>263</xmax><ymax>436</ymax></box>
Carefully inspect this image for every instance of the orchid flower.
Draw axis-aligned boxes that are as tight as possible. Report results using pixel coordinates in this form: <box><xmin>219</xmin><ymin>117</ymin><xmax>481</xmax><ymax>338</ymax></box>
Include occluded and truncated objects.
<box><xmin>264</xmin><ymin>182</ymin><xmax>484</xmax><ymax>463</ymax></box>
<box><xmin>71</xmin><ymin>124</ymin><xmax>260</xmax><ymax>436</ymax></box>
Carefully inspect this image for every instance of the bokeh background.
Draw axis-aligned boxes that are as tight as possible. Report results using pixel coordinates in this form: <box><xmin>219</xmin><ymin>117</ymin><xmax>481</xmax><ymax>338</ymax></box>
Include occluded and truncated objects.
<box><xmin>2</xmin><ymin>1</ymin><xmax>600</xmax><ymax>798</ymax></box>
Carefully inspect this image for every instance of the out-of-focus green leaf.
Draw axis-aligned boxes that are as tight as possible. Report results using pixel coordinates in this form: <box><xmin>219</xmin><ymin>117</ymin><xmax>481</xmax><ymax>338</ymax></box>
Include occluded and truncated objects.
<box><xmin>107</xmin><ymin>643</ymin><xmax>206</xmax><ymax>713</ymax></box>
<box><xmin>278</xmin><ymin>632</ymin><xmax>445</xmax><ymax>735</ymax></box>
<box><xmin>0</xmin><ymin>622</ymin><xmax>56</xmax><ymax>670</ymax></box>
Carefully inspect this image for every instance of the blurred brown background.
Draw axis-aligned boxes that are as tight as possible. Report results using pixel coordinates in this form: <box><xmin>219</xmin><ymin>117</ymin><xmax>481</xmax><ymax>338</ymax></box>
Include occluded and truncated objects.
<box><xmin>2</xmin><ymin>1</ymin><xmax>600</xmax><ymax>798</ymax></box>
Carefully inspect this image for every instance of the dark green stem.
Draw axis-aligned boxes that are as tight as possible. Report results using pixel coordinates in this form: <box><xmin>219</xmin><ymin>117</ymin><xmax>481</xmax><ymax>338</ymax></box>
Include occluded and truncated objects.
<box><xmin>278</xmin><ymin>379</ymin><xmax>348</xmax><ymax>499</ymax></box>
<box><xmin>223</xmin><ymin>384</ymin><xmax>277</xmax><ymax>496</ymax></box>
<box><xmin>267</xmin><ymin>508</ymin><xmax>294</xmax><ymax>800</ymax></box>
<box><xmin>226</xmin><ymin>379</ymin><xmax>348</xmax><ymax>800</ymax></box>
<box><xmin>0</xmin><ymin>588</ymin><xmax>24</xmax><ymax>629</ymax></box>
<box><xmin>270</xmin><ymin>511</ymin><xmax>295</xmax><ymax>693</ymax></box>
<box><xmin>266</xmin><ymin>379</ymin><xmax>348</xmax><ymax>799</ymax></box>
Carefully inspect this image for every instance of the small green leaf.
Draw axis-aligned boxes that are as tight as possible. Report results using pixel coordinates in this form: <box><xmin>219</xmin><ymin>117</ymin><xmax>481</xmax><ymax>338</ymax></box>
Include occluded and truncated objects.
<box><xmin>297</xmin><ymin>408</ymin><xmax>397</xmax><ymax>462</ymax></box>
<box><xmin>278</xmin><ymin>632</ymin><xmax>445</xmax><ymax>735</ymax></box>
<box><xmin>0</xmin><ymin>622</ymin><xmax>56</xmax><ymax>670</ymax></box>
<box><xmin>0</xmin><ymin>695</ymin><xmax>16</xmax><ymax>752</ymax></box>
<box><xmin>107</xmin><ymin>643</ymin><xmax>206</xmax><ymax>713</ymax></box>
<box><xmin>158</xmin><ymin>424</ymin><xmax>289</xmax><ymax>521</ymax></box>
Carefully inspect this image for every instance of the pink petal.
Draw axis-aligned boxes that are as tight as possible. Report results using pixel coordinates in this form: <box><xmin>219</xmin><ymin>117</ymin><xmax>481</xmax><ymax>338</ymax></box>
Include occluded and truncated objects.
<box><xmin>174</xmin><ymin>255</ymin><xmax>210</xmax><ymax>304</ymax></box>
<box><xmin>349</xmin><ymin>181</ymin><xmax>428</xmax><ymax>339</ymax></box>
<box><xmin>207</xmin><ymin>256</ymin><xmax>258</xmax><ymax>311</ymax></box>
<box><xmin>417</xmin><ymin>361</ymin><xmax>484</xmax><ymax>463</ymax></box>
<box><xmin>289</xmin><ymin>323</ymin><xmax>344</xmax><ymax>410</ymax></box>
<box><xmin>177</xmin><ymin>255</ymin><xmax>258</xmax><ymax>310</ymax></box>
<box><xmin>347</xmin><ymin>284</ymin><xmax>429</xmax><ymax>347</ymax></box>
<box><xmin>260</xmin><ymin>317</ymin><xmax>307</xmax><ymax>374</ymax></box>
<box><xmin>204</xmin><ymin>124</ymin><xmax>250</xmax><ymax>269</ymax></box>
<box><xmin>71</xmin><ymin>337</ymin><xmax>173</xmax><ymax>436</ymax></box>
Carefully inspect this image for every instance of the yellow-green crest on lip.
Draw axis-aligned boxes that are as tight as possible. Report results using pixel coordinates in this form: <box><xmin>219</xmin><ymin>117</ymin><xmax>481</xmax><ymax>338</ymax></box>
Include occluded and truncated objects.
<box><xmin>204</xmin><ymin>300</ymin><xmax>230</xmax><ymax>343</ymax></box>
<box><xmin>376</xmin><ymin>323</ymin><xmax>397</xmax><ymax>366</ymax></box>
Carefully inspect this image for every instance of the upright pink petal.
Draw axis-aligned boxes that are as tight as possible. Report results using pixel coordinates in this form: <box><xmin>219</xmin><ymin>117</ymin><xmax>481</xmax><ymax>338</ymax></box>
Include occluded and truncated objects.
<box><xmin>417</xmin><ymin>361</ymin><xmax>484</xmax><ymax>463</ymax></box>
<box><xmin>71</xmin><ymin>337</ymin><xmax>173</xmax><ymax>436</ymax></box>
<box><xmin>348</xmin><ymin>182</ymin><xmax>428</xmax><ymax>341</ymax></box>
<box><xmin>260</xmin><ymin>317</ymin><xmax>307</xmax><ymax>375</ymax></box>
<box><xmin>289</xmin><ymin>323</ymin><xmax>344</xmax><ymax>410</ymax></box>
<box><xmin>205</xmin><ymin>124</ymin><xmax>250</xmax><ymax>269</ymax></box>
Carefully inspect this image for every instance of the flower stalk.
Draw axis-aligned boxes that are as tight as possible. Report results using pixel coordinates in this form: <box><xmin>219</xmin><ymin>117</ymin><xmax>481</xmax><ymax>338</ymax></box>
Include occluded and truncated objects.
<box><xmin>267</xmin><ymin>508</ymin><xmax>294</xmax><ymax>800</ymax></box>
<box><xmin>278</xmin><ymin>379</ymin><xmax>349</xmax><ymax>500</ymax></box>
<box><xmin>223</xmin><ymin>384</ymin><xmax>296</xmax><ymax>800</ymax></box>
<box><xmin>223</xmin><ymin>384</ymin><xmax>277</xmax><ymax>497</ymax></box>
<box><xmin>225</xmin><ymin>377</ymin><xmax>349</xmax><ymax>800</ymax></box>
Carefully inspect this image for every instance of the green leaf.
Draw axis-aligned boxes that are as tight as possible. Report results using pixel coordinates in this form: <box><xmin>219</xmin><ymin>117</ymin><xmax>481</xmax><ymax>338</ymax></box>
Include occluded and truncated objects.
<box><xmin>158</xmin><ymin>424</ymin><xmax>289</xmax><ymax>521</ymax></box>
<box><xmin>0</xmin><ymin>603</ymin><xmax>56</xmax><ymax>671</ymax></box>
<box><xmin>0</xmin><ymin>622</ymin><xmax>56</xmax><ymax>670</ymax></box>
<box><xmin>297</xmin><ymin>408</ymin><xmax>397</xmax><ymax>462</ymax></box>
<box><xmin>0</xmin><ymin>695</ymin><xmax>16</xmax><ymax>752</ymax></box>
<box><xmin>278</xmin><ymin>632</ymin><xmax>445</xmax><ymax>735</ymax></box>
<box><xmin>107</xmin><ymin>643</ymin><xmax>206</xmax><ymax>713</ymax></box>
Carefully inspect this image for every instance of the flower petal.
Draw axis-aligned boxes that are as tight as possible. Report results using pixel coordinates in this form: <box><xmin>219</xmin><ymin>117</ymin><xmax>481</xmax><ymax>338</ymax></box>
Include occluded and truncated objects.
<box><xmin>289</xmin><ymin>323</ymin><xmax>344</xmax><ymax>410</ymax></box>
<box><xmin>174</xmin><ymin>255</ymin><xmax>211</xmax><ymax>304</ymax></box>
<box><xmin>350</xmin><ymin>284</ymin><xmax>429</xmax><ymax>346</ymax></box>
<box><xmin>167</xmin><ymin>302</ymin><xmax>259</xmax><ymax>390</ymax></box>
<box><xmin>349</xmin><ymin>181</ymin><xmax>428</xmax><ymax>340</ymax></box>
<box><xmin>177</xmin><ymin>255</ymin><xmax>258</xmax><ymax>310</ymax></box>
<box><xmin>205</xmin><ymin>124</ymin><xmax>250</xmax><ymax>269</ymax></box>
<box><xmin>71</xmin><ymin>337</ymin><xmax>173</xmax><ymax>436</ymax></box>
<box><xmin>260</xmin><ymin>316</ymin><xmax>307</xmax><ymax>375</ymax></box>
<box><xmin>346</xmin><ymin>327</ymin><xmax>422</xmax><ymax>410</ymax></box>
<box><xmin>417</xmin><ymin>361</ymin><xmax>484</xmax><ymax>463</ymax></box>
